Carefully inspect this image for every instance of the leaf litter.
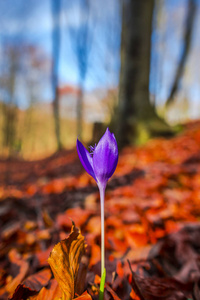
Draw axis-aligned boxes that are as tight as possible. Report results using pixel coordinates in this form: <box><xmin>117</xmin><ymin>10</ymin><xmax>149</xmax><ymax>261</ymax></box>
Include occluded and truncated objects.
<box><xmin>1</xmin><ymin>121</ymin><xmax>200</xmax><ymax>298</ymax></box>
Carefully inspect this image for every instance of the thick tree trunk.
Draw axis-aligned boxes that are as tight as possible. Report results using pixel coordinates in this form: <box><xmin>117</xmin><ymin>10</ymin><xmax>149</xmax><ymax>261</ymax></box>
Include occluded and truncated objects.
<box><xmin>116</xmin><ymin>0</ymin><xmax>167</xmax><ymax>148</ymax></box>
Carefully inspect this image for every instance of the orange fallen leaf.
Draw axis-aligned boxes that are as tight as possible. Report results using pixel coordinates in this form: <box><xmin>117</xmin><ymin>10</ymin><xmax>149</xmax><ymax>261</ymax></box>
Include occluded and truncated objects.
<box><xmin>48</xmin><ymin>223</ymin><xmax>87</xmax><ymax>300</ymax></box>
<box><xmin>5</xmin><ymin>249</ymin><xmax>29</xmax><ymax>297</ymax></box>
<box><xmin>35</xmin><ymin>246</ymin><xmax>54</xmax><ymax>267</ymax></box>
<box><xmin>89</xmin><ymin>243</ymin><xmax>100</xmax><ymax>267</ymax></box>
<box><xmin>86</xmin><ymin>216</ymin><xmax>101</xmax><ymax>235</ymax></box>
<box><xmin>9</xmin><ymin>268</ymin><xmax>52</xmax><ymax>300</ymax></box>
<box><xmin>105</xmin><ymin>283</ymin><xmax>121</xmax><ymax>300</ymax></box>
<box><xmin>29</xmin><ymin>279</ymin><xmax>62</xmax><ymax>300</ymax></box>
<box><xmin>75</xmin><ymin>290</ymin><xmax>92</xmax><ymax>300</ymax></box>
<box><xmin>57</xmin><ymin>207</ymin><xmax>92</xmax><ymax>229</ymax></box>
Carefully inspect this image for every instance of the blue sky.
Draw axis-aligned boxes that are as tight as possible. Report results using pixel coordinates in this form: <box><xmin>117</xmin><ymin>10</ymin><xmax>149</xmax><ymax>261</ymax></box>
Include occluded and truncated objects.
<box><xmin>0</xmin><ymin>0</ymin><xmax>121</xmax><ymax>103</ymax></box>
<box><xmin>0</xmin><ymin>0</ymin><xmax>200</xmax><ymax>121</ymax></box>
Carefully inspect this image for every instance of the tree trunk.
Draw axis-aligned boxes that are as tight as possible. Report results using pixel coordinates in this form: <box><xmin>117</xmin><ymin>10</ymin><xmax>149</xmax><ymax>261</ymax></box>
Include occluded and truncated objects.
<box><xmin>166</xmin><ymin>0</ymin><xmax>196</xmax><ymax>105</ymax></box>
<box><xmin>116</xmin><ymin>0</ymin><xmax>168</xmax><ymax>148</ymax></box>
<box><xmin>53</xmin><ymin>87</ymin><xmax>62</xmax><ymax>150</ymax></box>
<box><xmin>51</xmin><ymin>0</ymin><xmax>62</xmax><ymax>150</ymax></box>
<box><xmin>3</xmin><ymin>48</ymin><xmax>18</xmax><ymax>155</ymax></box>
<box><xmin>77</xmin><ymin>86</ymin><xmax>84</xmax><ymax>138</ymax></box>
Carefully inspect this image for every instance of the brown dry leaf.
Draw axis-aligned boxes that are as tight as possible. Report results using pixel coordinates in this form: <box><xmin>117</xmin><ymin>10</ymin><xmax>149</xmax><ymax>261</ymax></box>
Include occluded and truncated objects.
<box><xmin>89</xmin><ymin>243</ymin><xmax>100</xmax><ymax>267</ymax></box>
<box><xmin>86</xmin><ymin>216</ymin><xmax>101</xmax><ymax>235</ymax></box>
<box><xmin>1</xmin><ymin>222</ymin><xmax>22</xmax><ymax>240</ymax></box>
<box><xmin>75</xmin><ymin>290</ymin><xmax>92</xmax><ymax>300</ymax></box>
<box><xmin>130</xmin><ymin>288</ymin><xmax>141</xmax><ymax>300</ymax></box>
<box><xmin>48</xmin><ymin>223</ymin><xmax>86</xmax><ymax>300</ymax></box>
<box><xmin>57</xmin><ymin>207</ymin><xmax>92</xmax><ymax>229</ymax></box>
<box><xmin>9</xmin><ymin>268</ymin><xmax>52</xmax><ymax>300</ymax></box>
<box><xmin>128</xmin><ymin>261</ymin><xmax>191</xmax><ymax>300</ymax></box>
<box><xmin>124</xmin><ymin>244</ymin><xmax>153</xmax><ymax>262</ymax></box>
<box><xmin>35</xmin><ymin>246</ymin><xmax>54</xmax><ymax>267</ymax></box>
<box><xmin>5</xmin><ymin>249</ymin><xmax>29</xmax><ymax>297</ymax></box>
<box><xmin>29</xmin><ymin>279</ymin><xmax>62</xmax><ymax>300</ymax></box>
<box><xmin>105</xmin><ymin>283</ymin><xmax>121</xmax><ymax>300</ymax></box>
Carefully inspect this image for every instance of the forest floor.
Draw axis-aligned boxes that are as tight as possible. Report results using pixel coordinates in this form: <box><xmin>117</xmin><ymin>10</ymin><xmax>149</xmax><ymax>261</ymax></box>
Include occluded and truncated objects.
<box><xmin>1</xmin><ymin>121</ymin><xmax>200</xmax><ymax>299</ymax></box>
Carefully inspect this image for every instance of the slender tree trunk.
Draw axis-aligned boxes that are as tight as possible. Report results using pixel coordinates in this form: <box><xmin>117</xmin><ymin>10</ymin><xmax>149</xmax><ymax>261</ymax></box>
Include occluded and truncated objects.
<box><xmin>69</xmin><ymin>0</ymin><xmax>91</xmax><ymax>139</ymax></box>
<box><xmin>166</xmin><ymin>0</ymin><xmax>196</xmax><ymax>105</ymax></box>
<box><xmin>51</xmin><ymin>0</ymin><xmax>62</xmax><ymax>150</ymax></box>
<box><xmin>3</xmin><ymin>103</ymin><xmax>17</xmax><ymax>152</ymax></box>
<box><xmin>3</xmin><ymin>49</ymin><xmax>18</xmax><ymax>155</ymax></box>
<box><xmin>53</xmin><ymin>87</ymin><xmax>62</xmax><ymax>149</ymax></box>
<box><xmin>77</xmin><ymin>85</ymin><xmax>84</xmax><ymax>139</ymax></box>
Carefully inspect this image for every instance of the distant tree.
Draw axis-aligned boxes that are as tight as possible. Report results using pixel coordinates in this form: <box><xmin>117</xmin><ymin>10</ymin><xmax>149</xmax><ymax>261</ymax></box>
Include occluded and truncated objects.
<box><xmin>69</xmin><ymin>0</ymin><xmax>92</xmax><ymax>139</ymax></box>
<box><xmin>0</xmin><ymin>46</ymin><xmax>19</xmax><ymax>155</ymax></box>
<box><xmin>115</xmin><ymin>0</ymin><xmax>170</xmax><ymax>148</ymax></box>
<box><xmin>51</xmin><ymin>0</ymin><xmax>62</xmax><ymax>150</ymax></box>
<box><xmin>166</xmin><ymin>0</ymin><xmax>196</xmax><ymax>105</ymax></box>
<box><xmin>0</xmin><ymin>44</ymin><xmax>50</xmax><ymax>156</ymax></box>
<box><xmin>104</xmin><ymin>0</ymin><xmax>121</xmax><ymax>121</ymax></box>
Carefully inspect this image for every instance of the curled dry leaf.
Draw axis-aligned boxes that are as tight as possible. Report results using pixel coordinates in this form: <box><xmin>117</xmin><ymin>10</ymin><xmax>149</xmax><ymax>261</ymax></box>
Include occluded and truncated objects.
<box><xmin>10</xmin><ymin>268</ymin><xmax>52</xmax><ymax>300</ymax></box>
<box><xmin>128</xmin><ymin>261</ymin><xmax>192</xmax><ymax>300</ymax></box>
<box><xmin>3</xmin><ymin>249</ymin><xmax>29</xmax><ymax>298</ymax></box>
<box><xmin>104</xmin><ymin>283</ymin><xmax>121</xmax><ymax>300</ymax></box>
<box><xmin>75</xmin><ymin>290</ymin><xmax>92</xmax><ymax>300</ymax></box>
<box><xmin>48</xmin><ymin>223</ymin><xmax>87</xmax><ymax>300</ymax></box>
<box><xmin>28</xmin><ymin>279</ymin><xmax>63</xmax><ymax>300</ymax></box>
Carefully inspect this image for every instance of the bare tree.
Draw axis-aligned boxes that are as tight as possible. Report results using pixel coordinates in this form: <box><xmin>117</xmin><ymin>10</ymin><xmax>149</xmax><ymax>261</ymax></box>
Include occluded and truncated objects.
<box><xmin>51</xmin><ymin>0</ymin><xmax>62</xmax><ymax>150</ymax></box>
<box><xmin>0</xmin><ymin>43</ymin><xmax>51</xmax><ymax>157</ymax></box>
<box><xmin>166</xmin><ymin>0</ymin><xmax>196</xmax><ymax>105</ymax></box>
<box><xmin>0</xmin><ymin>46</ymin><xmax>19</xmax><ymax>155</ymax></box>
<box><xmin>69</xmin><ymin>0</ymin><xmax>92</xmax><ymax>139</ymax></box>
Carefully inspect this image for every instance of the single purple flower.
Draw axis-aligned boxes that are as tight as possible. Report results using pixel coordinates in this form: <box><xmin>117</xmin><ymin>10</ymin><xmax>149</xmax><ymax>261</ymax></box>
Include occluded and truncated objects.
<box><xmin>77</xmin><ymin>128</ymin><xmax>118</xmax><ymax>293</ymax></box>
<box><xmin>76</xmin><ymin>128</ymin><xmax>118</xmax><ymax>189</ymax></box>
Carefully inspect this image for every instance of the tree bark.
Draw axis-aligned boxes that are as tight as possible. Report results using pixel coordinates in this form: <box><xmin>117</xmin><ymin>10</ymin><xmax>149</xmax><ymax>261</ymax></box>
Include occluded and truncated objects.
<box><xmin>116</xmin><ymin>0</ymin><xmax>166</xmax><ymax>148</ymax></box>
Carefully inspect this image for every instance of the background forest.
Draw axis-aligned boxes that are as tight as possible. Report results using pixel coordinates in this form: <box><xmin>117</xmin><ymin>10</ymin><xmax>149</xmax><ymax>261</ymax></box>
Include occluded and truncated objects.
<box><xmin>0</xmin><ymin>0</ymin><xmax>199</xmax><ymax>157</ymax></box>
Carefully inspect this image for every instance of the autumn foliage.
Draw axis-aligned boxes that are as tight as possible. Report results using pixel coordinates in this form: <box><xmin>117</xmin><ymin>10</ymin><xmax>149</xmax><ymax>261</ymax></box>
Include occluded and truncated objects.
<box><xmin>1</xmin><ymin>121</ymin><xmax>200</xmax><ymax>299</ymax></box>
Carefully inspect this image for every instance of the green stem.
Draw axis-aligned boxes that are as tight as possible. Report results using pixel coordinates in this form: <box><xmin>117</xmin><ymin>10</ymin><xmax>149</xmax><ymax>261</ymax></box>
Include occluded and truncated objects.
<box><xmin>99</xmin><ymin>268</ymin><xmax>106</xmax><ymax>300</ymax></box>
<box><xmin>99</xmin><ymin>184</ymin><xmax>105</xmax><ymax>278</ymax></box>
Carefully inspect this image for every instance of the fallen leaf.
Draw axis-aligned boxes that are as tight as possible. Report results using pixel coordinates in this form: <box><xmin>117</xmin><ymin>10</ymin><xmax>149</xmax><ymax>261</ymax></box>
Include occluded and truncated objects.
<box><xmin>48</xmin><ymin>223</ymin><xmax>86</xmax><ymax>300</ymax></box>
<box><xmin>89</xmin><ymin>244</ymin><xmax>101</xmax><ymax>267</ymax></box>
<box><xmin>128</xmin><ymin>261</ymin><xmax>191</xmax><ymax>300</ymax></box>
<box><xmin>5</xmin><ymin>249</ymin><xmax>29</xmax><ymax>297</ymax></box>
<box><xmin>9</xmin><ymin>268</ymin><xmax>52</xmax><ymax>300</ymax></box>
<box><xmin>29</xmin><ymin>279</ymin><xmax>62</xmax><ymax>300</ymax></box>
<box><xmin>75</xmin><ymin>290</ymin><xmax>92</xmax><ymax>300</ymax></box>
<box><xmin>57</xmin><ymin>207</ymin><xmax>92</xmax><ymax>229</ymax></box>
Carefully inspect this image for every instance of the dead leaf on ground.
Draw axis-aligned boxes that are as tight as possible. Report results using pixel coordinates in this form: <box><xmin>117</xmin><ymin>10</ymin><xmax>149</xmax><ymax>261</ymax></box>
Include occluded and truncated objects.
<box><xmin>1</xmin><ymin>249</ymin><xmax>29</xmax><ymax>298</ymax></box>
<box><xmin>10</xmin><ymin>268</ymin><xmax>52</xmax><ymax>300</ymax></box>
<box><xmin>48</xmin><ymin>223</ymin><xmax>87</xmax><ymax>300</ymax></box>
<box><xmin>28</xmin><ymin>279</ymin><xmax>62</xmax><ymax>300</ymax></box>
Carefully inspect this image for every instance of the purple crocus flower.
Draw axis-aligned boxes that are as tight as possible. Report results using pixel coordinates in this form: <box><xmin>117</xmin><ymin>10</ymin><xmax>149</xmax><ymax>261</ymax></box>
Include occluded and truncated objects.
<box><xmin>76</xmin><ymin>128</ymin><xmax>118</xmax><ymax>189</ymax></box>
<box><xmin>77</xmin><ymin>128</ymin><xmax>118</xmax><ymax>294</ymax></box>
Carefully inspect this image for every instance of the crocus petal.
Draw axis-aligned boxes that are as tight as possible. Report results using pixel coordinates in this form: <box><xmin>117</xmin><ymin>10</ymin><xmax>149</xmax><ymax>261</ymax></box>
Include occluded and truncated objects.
<box><xmin>93</xmin><ymin>128</ymin><xmax>118</xmax><ymax>187</ymax></box>
<box><xmin>76</xmin><ymin>139</ymin><xmax>96</xmax><ymax>180</ymax></box>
